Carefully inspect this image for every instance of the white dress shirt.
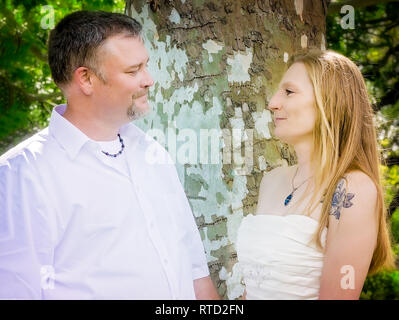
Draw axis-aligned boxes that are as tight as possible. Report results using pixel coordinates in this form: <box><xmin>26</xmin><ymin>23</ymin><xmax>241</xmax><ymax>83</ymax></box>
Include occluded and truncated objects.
<box><xmin>0</xmin><ymin>104</ymin><xmax>209</xmax><ymax>299</ymax></box>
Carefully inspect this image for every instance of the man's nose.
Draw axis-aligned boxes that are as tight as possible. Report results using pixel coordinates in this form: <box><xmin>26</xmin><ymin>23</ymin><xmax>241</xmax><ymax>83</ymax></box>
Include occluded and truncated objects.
<box><xmin>143</xmin><ymin>68</ymin><xmax>154</xmax><ymax>88</ymax></box>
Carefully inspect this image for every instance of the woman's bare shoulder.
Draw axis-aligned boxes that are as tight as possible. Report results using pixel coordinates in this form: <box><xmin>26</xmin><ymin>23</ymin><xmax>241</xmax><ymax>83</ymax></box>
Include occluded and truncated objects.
<box><xmin>343</xmin><ymin>170</ymin><xmax>376</xmax><ymax>188</ymax></box>
<box><xmin>328</xmin><ymin>169</ymin><xmax>377</xmax><ymax>226</ymax></box>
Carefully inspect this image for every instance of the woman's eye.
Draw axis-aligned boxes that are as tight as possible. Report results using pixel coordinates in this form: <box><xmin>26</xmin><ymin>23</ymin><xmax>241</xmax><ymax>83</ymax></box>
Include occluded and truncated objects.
<box><xmin>128</xmin><ymin>71</ymin><xmax>138</xmax><ymax>76</ymax></box>
<box><xmin>285</xmin><ymin>89</ymin><xmax>294</xmax><ymax>96</ymax></box>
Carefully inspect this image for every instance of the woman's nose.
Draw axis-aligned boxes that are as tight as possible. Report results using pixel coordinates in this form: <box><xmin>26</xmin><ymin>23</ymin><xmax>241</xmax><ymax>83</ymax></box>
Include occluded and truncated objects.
<box><xmin>268</xmin><ymin>93</ymin><xmax>282</xmax><ymax>111</ymax></box>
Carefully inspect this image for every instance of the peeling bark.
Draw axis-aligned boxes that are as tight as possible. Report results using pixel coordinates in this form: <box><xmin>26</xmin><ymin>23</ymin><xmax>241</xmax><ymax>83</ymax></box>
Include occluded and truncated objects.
<box><xmin>127</xmin><ymin>0</ymin><xmax>327</xmax><ymax>299</ymax></box>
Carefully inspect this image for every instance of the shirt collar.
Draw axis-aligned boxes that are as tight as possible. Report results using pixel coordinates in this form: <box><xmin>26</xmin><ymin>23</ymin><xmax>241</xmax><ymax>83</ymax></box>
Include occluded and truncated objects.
<box><xmin>49</xmin><ymin>104</ymin><xmax>91</xmax><ymax>160</ymax></box>
<box><xmin>49</xmin><ymin>104</ymin><xmax>143</xmax><ymax>160</ymax></box>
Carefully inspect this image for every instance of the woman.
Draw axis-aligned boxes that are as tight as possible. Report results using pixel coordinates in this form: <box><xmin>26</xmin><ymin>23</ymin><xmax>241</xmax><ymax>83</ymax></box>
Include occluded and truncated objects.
<box><xmin>236</xmin><ymin>50</ymin><xmax>396</xmax><ymax>300</ymax></box>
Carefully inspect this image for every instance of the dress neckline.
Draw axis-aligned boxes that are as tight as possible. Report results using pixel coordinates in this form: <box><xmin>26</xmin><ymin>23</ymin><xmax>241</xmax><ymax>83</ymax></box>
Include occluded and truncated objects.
<box><xmin>249</xmin><ymin>213</ymin><xmax>328</xmax><ymax>230</ymax></box>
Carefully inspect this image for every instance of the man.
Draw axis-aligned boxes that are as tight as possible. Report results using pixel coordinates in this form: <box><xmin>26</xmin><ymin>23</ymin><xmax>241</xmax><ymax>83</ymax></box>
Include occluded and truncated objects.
<box><xmin>0</xmin><ymin>11</ymin><xmax>219</xmax><ymax>299</ymax></box>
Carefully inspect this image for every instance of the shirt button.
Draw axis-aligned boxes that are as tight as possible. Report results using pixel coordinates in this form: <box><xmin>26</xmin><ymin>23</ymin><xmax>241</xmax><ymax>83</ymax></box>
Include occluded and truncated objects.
<box><xmin>164</xmin><ymin>259</ymin><xmax>168</xmax><ymax>265</ymax></box>
<box><xmin>149</xmin><ymin>221</ymin><xmax>154</xmax><ymax>228</ymax></box>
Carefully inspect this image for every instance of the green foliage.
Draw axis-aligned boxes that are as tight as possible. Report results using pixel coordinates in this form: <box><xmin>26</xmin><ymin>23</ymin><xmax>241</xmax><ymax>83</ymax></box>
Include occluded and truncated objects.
<box><xmin>391</xmin><ymin>208</ymin><xmax>399</xmax><ymax>245</ymax></box>
<box><xmin>327</xmin><ymin>3</ymin><xmax>398</xmax><ymax>104</ymax></box>
<box><xmin>360</xmin><ymin>270</ymin><xmax>399</xmax><ymax>299</ymax></box>
<box><xmin>327</xmin><ymin>1</ymin><xmax>399</xmax><ymax>163</ymax></box>
<box><xmin>381</xmin><ymin>165</ymin><xmax>399</xmax><ymax>208</ymax></box>
<box><xmin>0</xmin><ymin>0</ymin><xmax>125</xmax><ymax>154</ymax></box>
<box><xmin>328</xmin><ymin>1</ymin><xmax>399</xmax><ymax>300</ymax></box>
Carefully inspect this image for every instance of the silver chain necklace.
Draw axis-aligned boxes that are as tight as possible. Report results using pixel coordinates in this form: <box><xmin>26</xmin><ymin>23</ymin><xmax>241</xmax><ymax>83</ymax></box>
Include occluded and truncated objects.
<box><xmin>284</xmin><ymin>166</ymin><xmax>312</xmax><ymax>206</ymax></box>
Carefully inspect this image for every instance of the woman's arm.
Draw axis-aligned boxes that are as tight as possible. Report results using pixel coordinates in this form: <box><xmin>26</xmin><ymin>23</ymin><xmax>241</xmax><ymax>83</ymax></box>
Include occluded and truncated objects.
<box><xmin>318</xmin><ymin>171</ymin><xmax>379</xmax><ymax>299</ymax></box>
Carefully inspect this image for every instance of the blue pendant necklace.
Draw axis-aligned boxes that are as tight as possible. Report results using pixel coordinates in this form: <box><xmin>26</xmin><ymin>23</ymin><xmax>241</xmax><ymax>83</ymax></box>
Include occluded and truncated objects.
<box><xmin>284</xmin><ymin>166</ymin><xmax>312</xmax><ymax>206</ymax></box>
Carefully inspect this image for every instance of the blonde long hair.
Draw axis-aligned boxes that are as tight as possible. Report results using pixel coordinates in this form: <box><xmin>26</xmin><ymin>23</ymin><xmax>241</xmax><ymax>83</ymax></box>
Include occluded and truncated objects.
<box><xmin>288</xmin><ymin>49</ymin><xmax>396</xmax><ymax>275</ymax></box>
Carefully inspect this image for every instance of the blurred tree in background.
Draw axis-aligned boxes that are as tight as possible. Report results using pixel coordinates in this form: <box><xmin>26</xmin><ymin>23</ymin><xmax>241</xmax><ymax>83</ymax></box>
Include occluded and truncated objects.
<box><xmin>0</xmin><ymin>0</ymin><xmax>398</xmax><ymax>299</ymax></box>
<box><xmin>327</xmin><ymin>0</ymin><xmax>399</xmax><ymax>299</ymax></box>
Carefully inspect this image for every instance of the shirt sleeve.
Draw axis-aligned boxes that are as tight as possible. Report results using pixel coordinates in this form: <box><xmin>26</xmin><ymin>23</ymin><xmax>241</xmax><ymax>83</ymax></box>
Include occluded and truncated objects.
<box><xmin>169</xmin><ymin>165</ymin><xmax>210</xmax><ymax>281</ymax></box>
<box><xmin>0</xmin><ymin>157</ymin><xmax>54</xmax><ymax>299</ymax></box>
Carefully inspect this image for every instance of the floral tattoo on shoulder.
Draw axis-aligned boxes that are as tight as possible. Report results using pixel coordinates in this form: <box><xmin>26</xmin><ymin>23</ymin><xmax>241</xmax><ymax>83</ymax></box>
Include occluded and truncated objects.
<box><xmin>330</xmin><ymin>177</ymin><xmax>355</xmax><ymax>220</ymax></box>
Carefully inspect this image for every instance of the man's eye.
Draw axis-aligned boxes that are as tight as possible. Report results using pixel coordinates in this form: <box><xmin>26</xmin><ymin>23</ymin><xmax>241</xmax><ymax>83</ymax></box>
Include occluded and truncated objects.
<box><xmin>285</xmin><ymin>89</ymin><xmax>294</xmax><ymax>95</ymax></box>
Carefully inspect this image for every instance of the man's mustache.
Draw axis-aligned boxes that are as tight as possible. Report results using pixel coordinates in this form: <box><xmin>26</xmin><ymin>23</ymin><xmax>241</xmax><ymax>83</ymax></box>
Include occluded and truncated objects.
<box><xmin>132</xmin><ymin>89</ymin><xmax>149</xmax><ymax>99</ymax></box>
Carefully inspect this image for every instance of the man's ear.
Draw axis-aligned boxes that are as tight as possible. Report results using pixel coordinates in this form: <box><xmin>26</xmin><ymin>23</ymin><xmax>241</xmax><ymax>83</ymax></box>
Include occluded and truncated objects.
<box><xmin>73</xmin><ymin>67</ymin><xmax>94</xmax><ymax>95</ymax></box>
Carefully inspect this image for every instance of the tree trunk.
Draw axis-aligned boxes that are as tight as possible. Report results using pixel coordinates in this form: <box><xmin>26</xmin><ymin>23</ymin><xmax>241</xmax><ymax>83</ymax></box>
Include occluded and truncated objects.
<box><xmin>126</xmin><ymin>0</ymin><xmax>328</xmax><ymax>299</ymax></box>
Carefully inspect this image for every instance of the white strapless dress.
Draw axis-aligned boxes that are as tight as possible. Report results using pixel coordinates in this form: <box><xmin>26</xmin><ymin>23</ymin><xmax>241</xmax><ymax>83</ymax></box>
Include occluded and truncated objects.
<box><xmin>236</xmin><ymin>214</ymin><xmax>327</xmax><ymax>300</ymax></box>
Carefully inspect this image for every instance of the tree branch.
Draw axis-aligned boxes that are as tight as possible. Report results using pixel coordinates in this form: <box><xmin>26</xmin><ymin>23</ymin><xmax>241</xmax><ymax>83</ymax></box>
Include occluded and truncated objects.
<box><xmin>29</xmin><ymin>44</ymin><xmax>48</xmax><ymax>62</ymax></box>
<box><xmin>385</xmin><ymin>155</ymin><xmax>399</xmax><ymax>166</ymax></box>
<box><xmin>2</xmin><ymin>6</ymin><xmax>48</xmax><ymax>62</ymax></box>
<box><xmin>378</xmin><ymin>44</ymin><xmax>399</xmax><ymax>69</ymax></box>
<box><xmin>363</xmin><ymin>17</ymin><xmax>394</xmax><ymax>25</ymax></box>
<box><xmin>26</xmin><ymin>91</ymin><xmax>63</xmax><ymax>103</ymax></box>
<box><xmin>388</xmin><ymin>190</ymin><xmax>399</xmax><ymax>217</ymax></box>
<box><xmin>378</xmin><ymin>81</ymin><xmax>399</xmax><ymax>109</ymax></box>
<box><xmin>328</xmin><ymin>0</ymin><xmax>399</xmax><ymax>14</ymax></box>
<box><xmin>1</xmin><ymin>75</ymin><xmax>63</xmax><ymax>105</ymax></box>
<box><xmin>384</xmin><ymin>21</ymin><xmax>399</xmax><ymax>32</ymax></box>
